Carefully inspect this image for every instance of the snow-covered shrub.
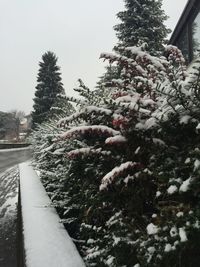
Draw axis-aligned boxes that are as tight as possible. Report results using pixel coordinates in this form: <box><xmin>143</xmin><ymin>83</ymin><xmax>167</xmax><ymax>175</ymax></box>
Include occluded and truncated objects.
<box><xmin>32</xmin><ymin>46</ymin><xmax>200</xmax><ymax>266</ymax></box>
<box><xmin>53</xmin><ymin>46</ymin><xmax>178</xmax><ymax>266</ymax></box>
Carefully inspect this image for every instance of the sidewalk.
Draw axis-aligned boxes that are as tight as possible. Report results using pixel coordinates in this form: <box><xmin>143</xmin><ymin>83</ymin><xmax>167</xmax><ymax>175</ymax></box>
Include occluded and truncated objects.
<box><xmin>0</xmin><ymin>166</ymin><xmax>19</xmax><ymax>267</ymax></box>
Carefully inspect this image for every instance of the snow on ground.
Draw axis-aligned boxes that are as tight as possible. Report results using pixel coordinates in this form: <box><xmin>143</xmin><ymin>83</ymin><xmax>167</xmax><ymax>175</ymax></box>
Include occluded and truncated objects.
<box><xmin>0</xmin><ymin>166</ymin><xmax>18</xmax><ymax>221</ymax></box>
<box><xmin>0</xmin><ymin>166</ymin><xmax>19</xmax><ymax>266</ymax></box>
<box><xmin>19</xmin><ymin>162</ymin><xmax>85</xmax><ymax>267</ymax></box>
<box><xmin>0</xmin><ymin>146</ymin><xmax>31</xmax><ymax>153</ymax></box>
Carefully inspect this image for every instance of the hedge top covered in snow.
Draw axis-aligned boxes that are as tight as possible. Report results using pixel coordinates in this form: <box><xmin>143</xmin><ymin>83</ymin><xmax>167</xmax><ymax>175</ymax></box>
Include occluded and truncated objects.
<box><xmin>19</xmin><ymin>162</ymin><xmax>85</xmax><ymax>267</ymax></box>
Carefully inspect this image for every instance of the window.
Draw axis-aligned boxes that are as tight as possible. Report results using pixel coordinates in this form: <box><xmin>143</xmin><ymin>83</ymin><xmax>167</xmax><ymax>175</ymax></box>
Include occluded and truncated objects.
<box><xmin>171</xmin><ymin>2</ymin><xmax>200</xmax><ymax>64</ymax></box>
<box><xmin>176</xmin><ymin>26</ymin><xmax>190</xmax><ymax>63</ymax></box>
<box><xmin>192</xmin><ymin>11</ymin><xmax>200</xmax><ymax>58</ymax></box>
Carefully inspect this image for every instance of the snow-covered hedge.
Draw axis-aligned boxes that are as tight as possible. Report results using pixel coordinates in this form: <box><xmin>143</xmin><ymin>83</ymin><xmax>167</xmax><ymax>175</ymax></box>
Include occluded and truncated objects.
<box><xmin>31</xmin><ymin>46</ymin><xmax>200</xmax><ymax>267</ymax></box>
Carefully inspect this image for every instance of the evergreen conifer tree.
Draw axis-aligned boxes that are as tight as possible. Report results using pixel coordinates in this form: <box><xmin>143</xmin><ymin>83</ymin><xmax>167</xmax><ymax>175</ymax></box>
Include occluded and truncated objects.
<box><xmin>32</xmin><ymin>51</ymin><xmax>65</xmax><ymax>128</ymax></box>
<box><xmin>97</xmin><ymin>0</ymin><xmax>170</xmax><ymax>89</ymax></box>
<box><xmin>114</xmin><ymin>0</ymin><xmax>170</xmax><ymax>55</ymax></box>
<box><xmin>96</xmin><ymin>65</ymin><xmax>120</xmax><ymax>89</ymax></box>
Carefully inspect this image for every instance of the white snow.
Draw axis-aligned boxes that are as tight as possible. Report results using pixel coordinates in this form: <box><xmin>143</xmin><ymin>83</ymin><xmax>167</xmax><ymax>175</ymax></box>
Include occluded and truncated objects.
<box><xmin>58</xmin><ymin>106</ymin><xmax>112</xmax><ymax>126</ymax></box>
<box><xmin>87</xmin><ymin>239</ymin><xmax>95</xmax><ymax>244</ymax></box>
<box><xmin>105</xmin><ymin>135</ymin><xmax>127</xmax><ymax>145</ymax></box>
<box><xmin>115</xmin><ymin>95</ymin><xmax>136</xmax><ymax>103</ymax></box>
<box><xmin>179</xmin><ymin>177</ymin><xmax>192</xmax><ymax>192</ymax></box>
<box><xmin>145</xmin><ymin>118</ymin><xmax>158</xmax><ymax>129</ymax></box>
<box><xmin>180</xmin><ymin>115</ymin><xmax>191</xmax><ymax>124</ymax></box>
<box><xmin>167</xmin><ymin>185</ymin><xmax>178</xmax><ymax>195</ymax></box>
<box><xmin>126</xmin><ymin>46</ymin><xmax>165</xmax><ymax>70</ymax></box>
<box><xmin>60</xmin><ymin>125</ymin><xmax>120</xmax><ymax>139</ymax></box>
<box><xmin>135</xmin><ymin>146</ymin><xmax>140</xmax><ymax>154</ymax></box>
<box><xmin>100</xmin><ymin>161</ymin><xmax>137</xmax><ymax>190</ymax></box>
<box><xmin>0</xmin><ymin>146</ymin><xmax>31</xmax><ymax>153</ymax></box>
<box><xmin>196</xmin><ymin>123</ymin><xmax>200</xmax><ymax>130</ymax></box>
<box><xmin>194</xmin><ymin>159</ymin><xmax>200</xmax><ymax>170</ymax></box>
<box><xmin>113</xmin><ymin>235</ymin><xmax>121</xmax><ymax>245</ymax></box>
<box><xmin>176</xmin><ymin>212</ymin><xmax>184</xmax><ymax>217</ymax></box>
<box><xmin>106</xmin><ymin>256</ymin><xmax>115</xmax><ymax>265</ymax></box>
<box><xmin>179</xmin><ymin>228</ymin><xmax>187</xmax><ymax>242</ymax></box>
<box><xmin>147</xmin><ymin>246</ymin><xmax>156</xmax><ymax>254</ymax></box>
<box><xmin>19</xmin><ymin>162</ymin><xmax>85</xmax><ymax>267</ymax></box>
<box><xmin>164</xmin><ymin>244</ymin><xmax>172</xmax><ymax>252</ymax></box>
<box><xmin>85</xmin><ymin>106</ymin><xmax>112</xmax><ymax>115</ymax></box>
<box><xmin>52</xmin><ymin>148</ymin><xmax>65</xmax><ymax>155</ymax></box>
<box><xmin>141</xmin><ymin>99</ymin><xmax>156</xmax><ymax>107</ymax></box>
<box><xmin>0</xmin><ymin>166</ymin><xmax>19</xmax><ymax>219</ymax></box>
<box><xmin>58</xmin><ymin>111</ymin><xmax>82</xmax><ymax>126</ymax></box>
<box><xmin>67</xmin><ymin>148</ymin><xmax>111</xmax><ymax>158</ymax></box>
<box><xmin>194</xmin><ymin>220</ymin><xmax>200</xmax><ymax>229</ymax></box>
<box><xmin>146</xmin><ymin>223</ymin><xmax>159</xmax><ymax>235</ymax></box>
<box><xmin>156</xmin><ymin>191</ymin><xmax>161</xmax><ymax>197</ymax></box>
<box><xmin>135</xmin><ymin>117</ymin><xmax>158</xmax><ymax>130</ymax></box>
<box><xmin>185</xmin><ymin>158</ymin><xmax>191</xmax><ymax>164</ymax></box>
<box><xmin>152</xmin><ymin>138</ymin><xmax>166</xmax><ymax>146</ymax></box>
<box><xmin>41</xmin><ymin>144</ymin><xmax>54</xmax><ymax>152</ymax></box>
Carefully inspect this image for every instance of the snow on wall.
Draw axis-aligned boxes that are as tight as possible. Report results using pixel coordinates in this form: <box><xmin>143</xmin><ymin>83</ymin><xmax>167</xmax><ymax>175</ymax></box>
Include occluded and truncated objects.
<box><xmin>19</xmin><ymin>162</ymin><xmax>85</xmax><ymax>267</ymax></box>
<box><xmin>0</xmin><ymin>146</ymin><xmax>31</xmax><ymax>153</ymax></box>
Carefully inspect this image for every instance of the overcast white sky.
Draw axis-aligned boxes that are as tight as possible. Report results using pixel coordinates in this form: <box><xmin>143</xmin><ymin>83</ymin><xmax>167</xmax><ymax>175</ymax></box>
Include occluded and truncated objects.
<box><xmin>0</xmin><ymin>0</ymin><xmax>188</xmax><ymax>114</ymax></box>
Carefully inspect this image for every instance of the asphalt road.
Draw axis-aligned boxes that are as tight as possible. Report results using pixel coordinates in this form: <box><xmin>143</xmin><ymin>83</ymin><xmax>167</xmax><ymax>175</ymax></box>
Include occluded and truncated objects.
<box><xmin>0</xmin><ymin>148</ymin><xmax>32</xmax><ymax>174</ymax></box>
<box><xmin>0</xmin><ymin>148</ymin><xmax>32</xmax><ymax>267</ymax></box>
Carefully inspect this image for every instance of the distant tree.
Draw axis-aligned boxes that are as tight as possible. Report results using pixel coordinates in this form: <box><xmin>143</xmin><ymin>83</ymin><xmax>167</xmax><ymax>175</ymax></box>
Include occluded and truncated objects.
<box><xmin>32</xmin><ymin>51</ymin><xmax>65</xmax><ymax>128</ymax></box>
<box><xmin>11</xmin><ymin>110</ymin><xmax>28</xmax><ymax>140</ymax></box>
<box><xmin>96</xmin><ymin>65</ymin><xmax>120</xmax><ymax>90</ymax></box>
<box><xmin>0</xmin><ymin>112</ymin><xmax>8</xmax><ymax>139</ymax></box>
<box><xmin>0</xmin><ymin>110</ymin><xmax>25</xmax><ymax>140</ymax></box>
<box><xmin>114</xmin><ymin>0</ymin><xmax>171</xmax><ymax>55</ymax></box>
<box><xmin>49</xmin><ymin>94</ymin><xmax>75</xmax><ymax>121</ymax></box>
<box><xmin>15</xmin><ymin>110</ymin><xmax>25</xmax><ymax>121</ymax></box>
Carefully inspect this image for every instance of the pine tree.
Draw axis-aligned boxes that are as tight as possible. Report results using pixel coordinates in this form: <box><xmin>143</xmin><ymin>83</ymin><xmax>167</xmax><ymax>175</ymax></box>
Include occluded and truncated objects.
<box><xmin>114</xmin><ymin>0</ymin><xmax>170</xmax><ymax>55</ymax></box>
<box><xmin>96</xmin><ymin>65</ymin><xmax>120</xmax><ymax>89</ymax></box>
<box><xmin>49</xmin><ymin>94</ymin><xmax>75</xmax><ymax>121</ymax></box>
<box><xmin>32</xmin><ymin>51</ymin><xmax>65</xmax><ymax>128</ymax></box>
<box><xmin>97</xmin><ymin>0</ymin><xmax>170</xmax><ymax>89</ymax></box>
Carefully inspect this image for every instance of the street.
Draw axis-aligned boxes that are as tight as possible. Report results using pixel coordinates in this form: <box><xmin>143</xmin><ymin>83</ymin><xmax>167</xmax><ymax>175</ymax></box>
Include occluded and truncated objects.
<box><xmin>0</xmin><ymin>148</ymin><xmax>31</xmax><ymax>267</ymax></box>
<box><xmin>0</xmin><ymin>148</ymin><xmax>32</xmax><ymax>174</ymax></box>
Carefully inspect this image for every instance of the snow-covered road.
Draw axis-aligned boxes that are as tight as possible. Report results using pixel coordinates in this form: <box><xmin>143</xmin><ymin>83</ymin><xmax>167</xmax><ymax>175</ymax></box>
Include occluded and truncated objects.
<box><xmin>0</xmin><ymin>148</ymin><xmax>31</xmax><ymax>267</ymax></box>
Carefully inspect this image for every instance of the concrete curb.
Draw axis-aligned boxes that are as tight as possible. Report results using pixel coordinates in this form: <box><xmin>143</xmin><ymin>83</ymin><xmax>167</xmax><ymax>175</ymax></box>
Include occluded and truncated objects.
<box><xmin>18</xmin><ymin>162</ymin><xmax>85</xmax><ymax>267</ymax></box>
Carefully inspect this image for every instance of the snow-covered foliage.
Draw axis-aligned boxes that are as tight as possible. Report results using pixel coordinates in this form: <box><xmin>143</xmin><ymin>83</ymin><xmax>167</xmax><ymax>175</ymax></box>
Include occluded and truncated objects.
<box><xmin>31</xmin><ymin>45</ymin><xmax>200</xmax><ymax>267</ymax></box>
<box><xmin>114</xmin><ymin>0</ymin><xmax>170</xmax><ymax>55</ymax></box>
<box><xmin>97</xmin><ymin>0</ymin><xmax>170</xmax><ymax>99</ymax></box>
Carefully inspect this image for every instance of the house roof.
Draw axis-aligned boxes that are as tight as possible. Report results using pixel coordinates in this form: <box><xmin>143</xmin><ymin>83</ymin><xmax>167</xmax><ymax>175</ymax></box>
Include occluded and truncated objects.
<box><xmin>169</xmin><ymin>0</ymin><xmax>199</xmax><ymax>44</ymax></box>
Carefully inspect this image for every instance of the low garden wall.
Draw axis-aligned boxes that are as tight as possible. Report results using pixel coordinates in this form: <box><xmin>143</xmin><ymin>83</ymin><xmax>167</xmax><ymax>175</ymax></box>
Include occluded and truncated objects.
<box><xmin>18</xmin><ymin>162</ymin><xmax>85</xmax><ymax>267</ymax></box>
